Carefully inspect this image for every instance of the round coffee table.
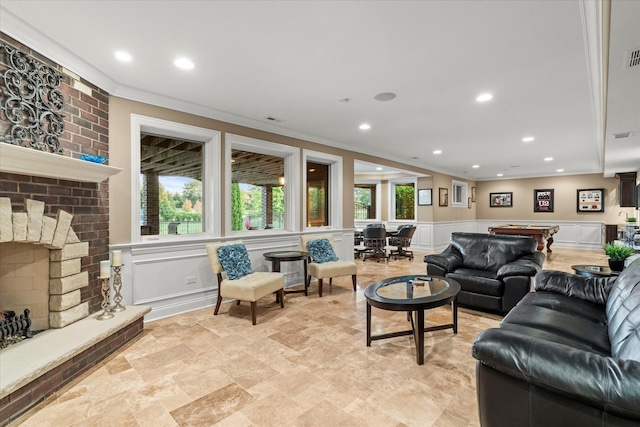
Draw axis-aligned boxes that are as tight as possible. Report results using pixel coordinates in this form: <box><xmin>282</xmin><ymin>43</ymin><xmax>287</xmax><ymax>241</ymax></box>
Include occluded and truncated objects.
<box><xmin>364</xmin><ymin>275</ymin><xmax>460</xmax><ymax>365</ymax></box>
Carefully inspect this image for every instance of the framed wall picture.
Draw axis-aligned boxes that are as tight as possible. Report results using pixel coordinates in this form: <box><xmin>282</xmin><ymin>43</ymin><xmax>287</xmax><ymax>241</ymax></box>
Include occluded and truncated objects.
<box><xmin>471</xmin><ymin>186</ymin><xmax>476</xmax><ymax>203</ymax></box>
<box><xmin>418</xmin><ymin>188</ymin><xmax>432</xmax><ymax>206</ymax></box>
<box><xmin>577</xmin><ymin>188</ymin><xmax>605</xmax><ymax>212</ymax></box>
<box><xmin>533</xmin><ymin>189</ymin><xmax>554</xmax><ymax>212</ymax></box>
<box><xmin>439</xmin><ymin>187</ymin><xmax>448</xmax><ymax>207</ymax></box>
<box><xmin>490</xmin><ymin>192</ymin><xmax>512</xmax><ymax>207</ymax></box>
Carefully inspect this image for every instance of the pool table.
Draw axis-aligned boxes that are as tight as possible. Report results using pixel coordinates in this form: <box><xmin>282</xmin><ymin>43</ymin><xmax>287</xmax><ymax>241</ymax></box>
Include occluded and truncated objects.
<box><xmin>488</xmin><ymin>224</ymin><xmax>560</xmax><ymax>253</ymax></box>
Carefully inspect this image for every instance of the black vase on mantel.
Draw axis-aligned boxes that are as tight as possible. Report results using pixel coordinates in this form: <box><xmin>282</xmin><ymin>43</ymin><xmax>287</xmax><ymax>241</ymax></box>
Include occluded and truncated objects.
<box><xmin>608</xmin><ymin>259</ymin><xmax>625</xmax><ymax>272</ymax></box>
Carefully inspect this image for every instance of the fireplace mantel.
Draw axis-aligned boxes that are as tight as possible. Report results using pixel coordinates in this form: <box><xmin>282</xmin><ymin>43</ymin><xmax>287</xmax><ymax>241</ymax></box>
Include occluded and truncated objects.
<box><xmin>0</xmin><ymin>143</ymin><xmax>122</xmax><ymax>182</ymax></box>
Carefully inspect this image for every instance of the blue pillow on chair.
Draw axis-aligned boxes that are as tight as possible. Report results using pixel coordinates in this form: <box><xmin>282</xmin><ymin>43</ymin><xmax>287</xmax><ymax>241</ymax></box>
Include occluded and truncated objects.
<box><xmin>307</xmin><ymin>238</ymin><xmax>339</xmax><ymax>263</ymax></box>
<box><xmin>217</xmin><ymin>244</ymin><xmax>254</xmax><ymax>280</ymax></box>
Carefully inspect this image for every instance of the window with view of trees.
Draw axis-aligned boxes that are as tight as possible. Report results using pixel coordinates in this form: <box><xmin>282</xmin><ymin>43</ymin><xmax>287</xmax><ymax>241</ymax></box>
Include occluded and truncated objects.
<box><xmin>231</xmin><ymin>149</ymin><xmax>285</xmax><ymax>231</ymax></box>
<box><xmin>354</xmin><ymin>183</ymin><xmax>377</xmax><ymax>220</ymax></box>
<box><xmin>392</xmin><ymin>181</ymin><xmax>415</xmax><ymax>220</ymax></box>
<box><xmin>139</xmin><ymin>133</ymin><xmax>204</xmax><ymax>235</ymax></box>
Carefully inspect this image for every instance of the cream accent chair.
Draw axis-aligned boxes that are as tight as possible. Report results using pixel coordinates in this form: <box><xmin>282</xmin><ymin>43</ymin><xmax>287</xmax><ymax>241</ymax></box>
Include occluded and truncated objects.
<box><xmin>300</xmin><ymin>234</ymin><xmax>357</xmax><ymax>297</ymax></box>
<box><xmin>206</xmin><ymin>241</ymin><xmax>284</xmax><ymax>325</ymax></box>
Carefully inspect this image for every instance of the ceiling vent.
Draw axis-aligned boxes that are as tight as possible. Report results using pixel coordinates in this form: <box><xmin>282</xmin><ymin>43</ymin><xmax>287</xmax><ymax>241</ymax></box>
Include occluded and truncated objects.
<box><xmin>624</xmin><ymin>48</ymin><xmax>640</xmax><ymax>68</ymax></box>
<box><xmin>265</xmin><ymin>116</ymin><xmax>284</xmax><ymax>123</ymax></box>
<box><xmin>613</xmin><ymin>132</ymin><xmax>633</xmax><ymax>139</ymax></box>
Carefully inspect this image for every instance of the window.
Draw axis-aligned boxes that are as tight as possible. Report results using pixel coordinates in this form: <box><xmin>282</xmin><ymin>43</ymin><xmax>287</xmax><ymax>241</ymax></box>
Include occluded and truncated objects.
<box><xmin>452</xmin><ymin>180</ymin><xmax>468</xmax><ymax>207</ymax></box>
<box><xmin>131</xmin><ymin>115</ymin><xmax>220</xmax><ymax>241</ymax></box>
<box><xmin>354</xmin><ymin>182</ymin><xmax>379</xmax><ymax>220</ymax></box>
<box><xmin>140</xmin><ymin>133</ymin><xmax>203</xmax><ymax>236</ymax></box>
<box><xmin>303</xmin><ymin>150</ymin><xmax>343</xmax><ymax>229</ymax></box>
<box><xmin>307</xmin><ymin>162</ymin><xmax>329</xmax><ymax>227</ymax></box>
<box><xmin>231</xmin><ymin>149</ymin><xmax>284</xmax><ymax>230</ymax></box>
<box><xmin>226</xmin><ymin>134</ymin><xmax>300</xmax><ymax>233</ymax></box>
<box><xmin>390</xmin><ymin>179</ymin><xmax>416</xmax><ymax>221</ymax></box>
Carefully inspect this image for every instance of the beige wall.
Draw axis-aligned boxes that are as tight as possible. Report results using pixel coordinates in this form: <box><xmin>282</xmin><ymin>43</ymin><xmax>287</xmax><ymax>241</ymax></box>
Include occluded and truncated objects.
<box><xmin>109</xmin><ymin>97</ymin><xmax>633</xmax><ymax>244</ymax></box>
<box><xmin>109</xmin><ymin>97</ymin><xmax>449</xmax><ymax>243</ymax></box>
<box><xmin>431</xmin><ymin>174</ymin><xmax>476</xmax><ymax>222</ymax></box>
<box><xmin>476</xmin><ymin>174</ymin><xmax>637</xmax><ymax>224</ymax></box>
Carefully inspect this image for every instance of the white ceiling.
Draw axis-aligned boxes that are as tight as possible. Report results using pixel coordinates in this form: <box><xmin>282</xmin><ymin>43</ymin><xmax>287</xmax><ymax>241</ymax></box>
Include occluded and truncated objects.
<box><xmin>1</xmin><ymin>1</ymin><xmax>638</xmax><ymax>181</ymax></box>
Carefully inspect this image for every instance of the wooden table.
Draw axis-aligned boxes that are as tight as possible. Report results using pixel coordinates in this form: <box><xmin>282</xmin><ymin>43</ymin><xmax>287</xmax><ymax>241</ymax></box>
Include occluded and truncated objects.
<box><xmin>263</xmin><ymin>250</ymin><xmax>309</xmax><ymax>295</ymax></box>
<box><xmin>489</xmin><ymin>224</ymin><xmax>559</xmax><ymax>253</ymax></box>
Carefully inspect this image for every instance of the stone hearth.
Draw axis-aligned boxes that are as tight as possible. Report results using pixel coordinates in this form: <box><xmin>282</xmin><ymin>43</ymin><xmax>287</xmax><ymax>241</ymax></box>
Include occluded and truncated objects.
<box><xmin>0</xmin><ymin>306</ymin><xmax>150</xmax><ymax>426</ymax></box>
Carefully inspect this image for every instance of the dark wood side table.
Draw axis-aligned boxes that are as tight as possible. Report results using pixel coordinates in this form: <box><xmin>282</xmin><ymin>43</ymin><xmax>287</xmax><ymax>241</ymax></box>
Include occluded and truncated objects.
<box><xmin>263</xmin><ymin>251</ymin><xmax>309</xmax><ymax>295</ymax></box>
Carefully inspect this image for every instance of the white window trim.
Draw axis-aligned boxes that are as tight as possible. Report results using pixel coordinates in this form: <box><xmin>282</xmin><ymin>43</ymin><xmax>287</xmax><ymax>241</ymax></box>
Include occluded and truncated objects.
<box><xmin>130</xmin><ymin>114</ymin><xmax>221</xmax><ymax>242</ymax></box>
<box><xmin>354</xmin><ymin>179</ymin><xmax>381</xmax><ymax>221</ymax></box>
<box><xmin>302</xmin><ymin>149</ymin><xmax>343</xmax><ymax>230</ymax></box>
<box><xmin>226</xmin><ymin>134</ymin><xmax>300</xmax><ymax>234</ymax></box>
<box><xmin>451</xmin><ymin>179</ymin><xmax>468</xmax><ymax>208</ymax></box>
<box><xmin>388</xmin><ymin>177</ymin><xmax>417</xmax><ymax>222</ymax></box>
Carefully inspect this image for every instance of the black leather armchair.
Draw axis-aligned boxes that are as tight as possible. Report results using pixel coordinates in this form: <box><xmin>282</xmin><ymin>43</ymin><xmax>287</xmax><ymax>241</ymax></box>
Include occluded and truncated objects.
<box><xmin>472</xmin><ymin>258</ymin><xmax>640</xmax><ymax>427</ymax></box>
<box><xmin>388</xmin><ymin>224</ymin><xmax>416</xmax><ymax>260</ymax></box>
<box><xmin>424</xmin><ymin>232</ymin><xmax>545</xmax><ymax>313</ymax></box>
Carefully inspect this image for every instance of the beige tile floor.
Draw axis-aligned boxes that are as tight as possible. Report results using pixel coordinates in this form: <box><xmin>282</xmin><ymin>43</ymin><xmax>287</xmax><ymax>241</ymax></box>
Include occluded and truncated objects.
<box><xmin>13</xmin><ymin>247</ymin><xmax>606</xmax><ymax>427</ymax></box>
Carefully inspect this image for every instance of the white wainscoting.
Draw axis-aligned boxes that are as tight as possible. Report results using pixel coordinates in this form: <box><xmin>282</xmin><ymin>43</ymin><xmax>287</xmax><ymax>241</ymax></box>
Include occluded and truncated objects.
<box><xmin>111</xmin><ymin>230</ymin><xmax>355</xmax><ymax>321</ymax></box>
<box><xmin>476</xmin><ymin>220</ymin><xmax>605</xmax><ymax>251</ymax></box>
<box><xmin>409</xmin><ymin>220</ymin><xmax>605</xmax><ymax>253</ymax></box>
<box><xmin>111</xmin><ymin>221</ymin><xmax>603</xmax><ymax>322</ymax></box>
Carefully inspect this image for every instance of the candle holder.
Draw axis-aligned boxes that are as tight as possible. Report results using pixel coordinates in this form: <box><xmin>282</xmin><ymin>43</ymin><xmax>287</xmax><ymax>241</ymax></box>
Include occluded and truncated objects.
<box><xmin>95</xmin><ymin>277</ymin><xmax>114</xmax><ymax>320</ymax></box>
<box><xmin>111</xmin><ymin>264</ymin><xmax>126</xmax><ymax>312</ymax></box>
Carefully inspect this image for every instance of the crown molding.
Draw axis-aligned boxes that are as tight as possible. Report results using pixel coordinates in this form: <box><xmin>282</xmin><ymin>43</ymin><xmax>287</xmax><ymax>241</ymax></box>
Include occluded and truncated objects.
<box><xmin>0</xmin><ymin>6</ymin><xmax>118</xmax><ymax>93</ymax></box>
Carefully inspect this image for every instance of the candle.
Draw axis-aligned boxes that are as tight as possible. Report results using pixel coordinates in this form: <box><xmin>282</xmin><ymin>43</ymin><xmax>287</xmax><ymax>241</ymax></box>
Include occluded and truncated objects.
<box><xmin>100</xmin><ymin>260</ymin><xmax>111</xmax><ymax>278</ymax></box>
<box><xmin>111</xmin><ymin>250</ymin><xmax>122</xmax><ymax>266</ymax></box>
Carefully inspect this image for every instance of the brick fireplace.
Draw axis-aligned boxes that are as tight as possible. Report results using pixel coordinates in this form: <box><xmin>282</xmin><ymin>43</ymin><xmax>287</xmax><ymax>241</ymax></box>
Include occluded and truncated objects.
<box><xmin>0</xmin><ymin>33</ymin><xmax>149</xmax><ymax>425</ymax></box>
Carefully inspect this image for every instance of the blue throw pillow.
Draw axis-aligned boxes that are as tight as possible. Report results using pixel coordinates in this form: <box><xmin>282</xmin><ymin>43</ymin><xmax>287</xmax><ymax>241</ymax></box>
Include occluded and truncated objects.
<box><xmin>307</xmin><ymin>238</ymin><xmax>339</xmax><ymax>263</ymax></box>
<box><xmin>217</xmin><ymin>244</ymin><xmax>253</xmax><ymax>280</ymax></box>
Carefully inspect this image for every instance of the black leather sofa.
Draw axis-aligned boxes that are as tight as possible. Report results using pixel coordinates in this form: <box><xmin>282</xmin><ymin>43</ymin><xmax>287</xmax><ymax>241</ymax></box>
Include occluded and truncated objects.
<box><xmin>424</xmin><ymin>232</ymin><xmax>545</xmax><ymax>314</ymax></box>
<box><xmin>472</xmin><ymin>258</ymin><xmax>640</xmax><ymax>427</ymax></box>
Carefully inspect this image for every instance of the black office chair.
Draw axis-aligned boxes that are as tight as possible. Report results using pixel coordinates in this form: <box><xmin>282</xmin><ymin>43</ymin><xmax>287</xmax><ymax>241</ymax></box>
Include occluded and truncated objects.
<box><xmin>362</xmin><ymin>224</ymin><xmax>388</xmax><ymax>262</ymax></box>
<box><xmin>388</xmin><ymin>224</ymin><xmax>416</xmax><ymax>260</ymax></box>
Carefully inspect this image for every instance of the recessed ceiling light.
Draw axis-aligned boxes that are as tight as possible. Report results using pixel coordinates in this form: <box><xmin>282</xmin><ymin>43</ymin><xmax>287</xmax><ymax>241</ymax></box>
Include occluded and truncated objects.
<box><xmin>374</xmin><ymin>92</ymin><xmax>397</xmax><ymax>102</ymax></box>
<box><xmin>376</xmin><ymin>167</ymin><xmax>383</xmax><ymax>171</ymax></box>
<box><xmin>522</xmin><ymin>136</ymin><xmax>535</xmax><ymax>142</ymax></box>
<box><xmin>433</xmin><ymin>150</ymin><xmax>442</xmax><ymax>155</ymax></box>
<box><xmin>556</xmin><ymin>169</ymin><xmax>564</xmax><ymax>172</ymax></box>
<box><xmin>544</xmin><ymin>157</ymin><xmax>553</xmax><ymax>161</ymax></box>
<box><xmin>476</xmin><ymin>93</ymin><xmax>493</xmax><ymax>102</ymax></box>
<box><xmin>472</xmin><ymin>165</ymin><xmax>480</xmax><ymax>168</ymax></box>
<box><xmin>497</xmin><ymin>173</ymin><xmax>504</xmax><ymax>177</ymax></box>
<box><xmin>359</xmin><ymin>123</ymin><xmax>371</xmax><ymax>130</ymax></box>
<box><xmin>174</xmin><ymin>57</ymin><xmax>194</xmax><ymax>70</ymax></box>
<box><xmin>114</xmin><ymin>50</ymin><xmax>132</xmax><ymax>62</ymax></box>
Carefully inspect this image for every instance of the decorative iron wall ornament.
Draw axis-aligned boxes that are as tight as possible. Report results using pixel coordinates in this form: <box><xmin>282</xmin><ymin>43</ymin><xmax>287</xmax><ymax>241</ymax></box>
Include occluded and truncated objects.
<box><xmin>0</xmin><ymin>43</ymin><xmax>65</xmax><ymax>154</ymax></box>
